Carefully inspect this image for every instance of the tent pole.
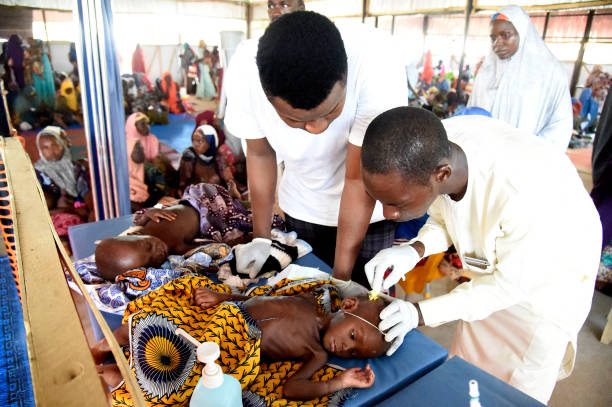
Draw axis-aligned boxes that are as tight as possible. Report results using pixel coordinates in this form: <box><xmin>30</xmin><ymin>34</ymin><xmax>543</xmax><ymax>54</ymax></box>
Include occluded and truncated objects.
<box><xmin>542</xmin><ymin>12</ymin><xmax>550</xmax><ymax>39</ymax></box>
<box><xmin>246</xmin><ymin>2</ymin><xmax>252</xmax><ymax>39</ymax></box>
<box><xmin>456</xmin><ymin>0</ymin><xmax>473</xmax><ymax>100</ymax></box>
<box><xmin>570</xmin><ymin>9</ymin><xmax>594</xmax><ymax>97</ymax></box>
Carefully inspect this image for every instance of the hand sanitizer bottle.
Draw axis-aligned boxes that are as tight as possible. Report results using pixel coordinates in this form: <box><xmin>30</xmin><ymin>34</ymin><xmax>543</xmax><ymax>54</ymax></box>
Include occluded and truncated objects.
<box><xmin>176</xmin><ymin>329</ymin><xmax>243</xmax><ymax>407</ymax></box>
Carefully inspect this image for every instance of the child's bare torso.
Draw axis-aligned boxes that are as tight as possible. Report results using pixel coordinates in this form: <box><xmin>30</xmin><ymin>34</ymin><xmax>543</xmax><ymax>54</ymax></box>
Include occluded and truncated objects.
<box><xmin>244</xmin><ymin>294</ymin><xmax>325</xmax><ymax>360</ymax></box>
<box><xmin>193</xmin><ymin>161</ymin><xmax>222</xmax><ymax>186</ymax></box>
<box><xmin>138</xmin><ymin>205</ymin><xmax>201</xmax><ymax>254</ymax></box>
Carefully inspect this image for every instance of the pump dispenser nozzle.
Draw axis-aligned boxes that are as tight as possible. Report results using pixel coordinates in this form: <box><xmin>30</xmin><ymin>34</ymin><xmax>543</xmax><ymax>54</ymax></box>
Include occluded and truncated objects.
<box><xmin>469</xmin><ymin>379</ymin><xmax>482</xmax><ymax>407</ymax></box>
<box><xmin>175</xmin><ymin>329</ymin><xmax>224</xmax><ymax>388</ymax></box>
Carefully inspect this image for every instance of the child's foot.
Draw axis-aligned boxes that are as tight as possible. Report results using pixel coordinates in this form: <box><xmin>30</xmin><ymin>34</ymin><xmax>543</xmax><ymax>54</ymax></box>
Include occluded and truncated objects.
<box><xmin>91</xmin><ymin>339</ymin><xmax>111</xmax><ymax>365</ymax></box>
<box><xmin>97</xmin><ymin>363</ymin><xmax>123</xmax><ymax>389</ymax></box>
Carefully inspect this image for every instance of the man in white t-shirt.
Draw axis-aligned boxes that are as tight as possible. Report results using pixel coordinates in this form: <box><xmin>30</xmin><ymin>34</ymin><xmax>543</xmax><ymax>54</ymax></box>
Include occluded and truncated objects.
<box><xmin>361</xmin><ymin>107</ymin><xmax>601</xmax><ymax>403</ymax></box>
<box><xmin>224</xmin><ymin>12</ymin><xmax>407</xmax><ymax>289</ymax></box>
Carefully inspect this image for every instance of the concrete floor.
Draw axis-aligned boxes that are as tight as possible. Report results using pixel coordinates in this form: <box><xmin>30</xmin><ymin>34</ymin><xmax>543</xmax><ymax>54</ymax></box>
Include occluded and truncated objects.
<box><xmin>404</xmin><ymin>279</ymin><xmax>612</xmax><ymax>406</ymax></box>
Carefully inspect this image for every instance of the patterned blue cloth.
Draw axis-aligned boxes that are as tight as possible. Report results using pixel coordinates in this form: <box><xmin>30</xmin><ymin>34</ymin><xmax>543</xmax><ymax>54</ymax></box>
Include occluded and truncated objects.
<box><xmin>0</xmin><ymin>256</ymin><xmax>34</xmax><ymax>407</ymax></box>
<box><xmin>73</xmin><ymin>250</ymin><xmax>232</xmax><ymax>314</ymax></box>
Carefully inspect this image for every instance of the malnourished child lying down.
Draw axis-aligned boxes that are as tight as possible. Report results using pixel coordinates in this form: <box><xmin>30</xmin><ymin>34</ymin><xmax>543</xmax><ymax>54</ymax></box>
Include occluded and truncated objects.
<box><xmin>94</xmin><ymin>182</ymin><xmax>283</xmax><ymax>281</ymax></box>
<box><xmin>193</xmin><ymin>288</ymin><xmax>390</xmax><ymax>399</ymax></box>
<box><xmin>92</xmin><ymin>276</ymin><xmax>389</xmax><ymax>404</ymax></box>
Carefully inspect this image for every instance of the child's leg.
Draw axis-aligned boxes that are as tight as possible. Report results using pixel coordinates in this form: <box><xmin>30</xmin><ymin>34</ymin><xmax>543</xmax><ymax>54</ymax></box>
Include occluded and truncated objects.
<box><xmin>97</xmin><ymin>363</ymin><xmax>124</xmax><ymax>389</ymax></box>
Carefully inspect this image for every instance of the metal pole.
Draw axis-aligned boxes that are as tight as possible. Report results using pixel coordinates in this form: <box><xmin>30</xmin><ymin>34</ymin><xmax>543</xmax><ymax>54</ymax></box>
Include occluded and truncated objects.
<box><xmin>246</xmin><ymin>3</ymin><xmax>252</xmax><ymax>39</ymax></box>
<box><xmin>391</xmin><ymin>15</ymin><xmax>396</xmax><ymax>35</ymax></box>
<box><xmin>41</xmin><ymin>9</ymin><xmax>54</xmax><ymax>71</ymax></box>
<box><xmin>422</xmin><ymin>14</ymin><xmax>429</xmax><ymax>54</ymax></box>
<box><xmin>456</xmin><ymin>0</ymin><xmax>473</xmax><ymax>99</ymax></box>
<box><xmin>362</xmin><ymin>0</ymin><xmax>367</xmax><ymax>23</ymax></box>
<box><xmin>570</xmin><ymin>10</ymin><xmax>594</xmax><ymax>97</ymax></box>
<box><xmin>542</xmin><ymin>12</ymin><xmax>550</xmax><ymax>40</ymax></box>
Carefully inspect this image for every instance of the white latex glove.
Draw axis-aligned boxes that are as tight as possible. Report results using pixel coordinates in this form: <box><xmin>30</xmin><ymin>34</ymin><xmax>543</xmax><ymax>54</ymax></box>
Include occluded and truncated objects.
<box><xmin>379</xmin><ymin>299</ymin><xmax>419</xmax><ymax>356</ymax></box>
<box><xmin>365</xmin><ymin>245</ymin><xmax>421</xmax><ymax>293</ymax></box>
<box><xmin>330</xmin><ymin>277</ymin><xmax>369</xmax><ymax>298</ymax></box>
<box><xmin>235</xmin><ymin>238</ymin><xmax>272</xmax><ymax>278</ymax></box>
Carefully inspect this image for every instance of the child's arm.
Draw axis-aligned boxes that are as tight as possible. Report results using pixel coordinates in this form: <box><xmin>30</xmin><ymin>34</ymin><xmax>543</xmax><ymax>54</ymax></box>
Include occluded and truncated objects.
<box><xmin>215</xmin><ymin>153</ymin><xmax>234</xmax><ymax>183</ymax></box>
<box><xmin>133</xmin><ymin>208</ymin><xmax>178</xmax><ymax>226</ymax></box>
<box><xmin>283</xmin><ymin>349</ymin><xmax>375</xmax><ymax>400</ymax></box>
<box><xmin>194</xmin><ymin>287</ymin><xmax>249</xmax><ymax>308</ymax></box>
<box><xmin>178</xmin><ymin>157</ymin><xmax>194</xmax><ymax>194</ymax></box>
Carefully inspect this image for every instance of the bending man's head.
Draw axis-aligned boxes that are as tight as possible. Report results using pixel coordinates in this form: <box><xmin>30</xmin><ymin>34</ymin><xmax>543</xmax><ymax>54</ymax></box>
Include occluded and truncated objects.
<box><xmin>361</xmin><ymin>107</ymin><xmax>452</xmax><ymax>222</ymax></box>
<box><xmin>256</xmin><ymin>11</ymin><xmax>347</xmax><ymax>134</ymax></box>
<box><xmin>323</xmin><ymin>295</ymin><xmax>391</xmax><ymax>358</ymax></box>
<box><xmin>267</xmin><ymin>0</ymin><xmax>305</xmax><ymax>21</ymax></box>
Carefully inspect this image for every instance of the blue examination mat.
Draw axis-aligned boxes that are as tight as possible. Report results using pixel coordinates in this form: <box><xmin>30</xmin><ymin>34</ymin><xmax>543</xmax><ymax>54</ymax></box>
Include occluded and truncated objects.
<box><xmin>380</xmin><ymin>356</ymin><xmax>545</xmax><ymax>406</ymax></box>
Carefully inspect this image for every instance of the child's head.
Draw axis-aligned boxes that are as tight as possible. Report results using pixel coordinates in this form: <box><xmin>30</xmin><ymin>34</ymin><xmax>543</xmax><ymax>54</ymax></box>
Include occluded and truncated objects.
<box><xmin>95</xmin><ymin>235</ymin><xmax>169</xmax><ymax>281</ymax></box>
<box><xmin>323</xmin><ymin>295</ymin><xmax>390</xmax><ymax>358</ymax></box>
<box><xmin>134</xmin><ymin>113</ymin><xmax>150</xmax><ymax>136</ymax></box>
<box><xmin>191</xmin><ymin>125</ymin><xmax>218</xmax><ymax>156</ymax></box>
<box><xmin>37</xmin><ymin>126</ymin><xmax>68</xmax><ymax>162</ymax></box>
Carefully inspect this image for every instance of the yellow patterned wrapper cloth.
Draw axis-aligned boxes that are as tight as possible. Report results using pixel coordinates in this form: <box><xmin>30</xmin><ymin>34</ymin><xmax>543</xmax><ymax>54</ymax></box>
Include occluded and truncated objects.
<box><xmin>112</xmin><ymin>274</ymin><xmax>349</xmax><ymax>407</ymax></box>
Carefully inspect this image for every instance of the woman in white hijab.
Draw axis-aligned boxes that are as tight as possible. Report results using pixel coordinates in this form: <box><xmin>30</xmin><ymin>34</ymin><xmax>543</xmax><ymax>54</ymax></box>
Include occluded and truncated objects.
<box><xmin>469</xmin><ymin>5</ymin><xmax>572</xmax><ymax>151</ymax></box>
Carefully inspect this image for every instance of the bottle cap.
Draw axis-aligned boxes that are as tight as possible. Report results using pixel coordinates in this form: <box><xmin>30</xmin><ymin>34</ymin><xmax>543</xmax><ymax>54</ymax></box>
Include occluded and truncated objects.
<box><xmin>469</xmin><ymin>379</ymin><xmax>480</xmax><ymax>397</ymax></box>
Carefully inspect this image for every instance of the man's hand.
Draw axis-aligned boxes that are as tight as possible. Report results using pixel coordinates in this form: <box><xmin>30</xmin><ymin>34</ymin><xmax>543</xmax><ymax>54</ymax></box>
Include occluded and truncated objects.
<box><xmin>194</xmin><ymin>287</ymin><xmax>228</xmax><ymax>309</ymax></box>
<box><xmin>338</xmin><ymin>364</ymin><xmax>375</xmax><ymax>388</ymax></box>
<box><xmin>330</xmin><ymin>276</ymin><xmax>369</xmax><ymax>298</ymax></box>
<box><xmin>234</xmin><ymin>238</ymin><xmax>272</xmax><ymax>278</ymax></box>
<box><xmin>144</xmin><ymin>208</ymin><xmax>177</xmax><ymax>223</ymax></box>
<box><xmin>365</xmin><ymin>244</ymin><xmax>422</xmax><ymax>292</ymax></box>
<box><xmin>379</xmin><ymin>300</ymin><xmax>419</xmax><ymax>356</ymax></box>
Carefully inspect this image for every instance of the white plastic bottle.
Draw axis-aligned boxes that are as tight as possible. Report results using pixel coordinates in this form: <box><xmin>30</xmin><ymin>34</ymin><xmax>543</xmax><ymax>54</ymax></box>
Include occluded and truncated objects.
<box><xmin>176</xmin><ymin>329</ymin><xmax>243</xmax><ymax>407</ymax></box>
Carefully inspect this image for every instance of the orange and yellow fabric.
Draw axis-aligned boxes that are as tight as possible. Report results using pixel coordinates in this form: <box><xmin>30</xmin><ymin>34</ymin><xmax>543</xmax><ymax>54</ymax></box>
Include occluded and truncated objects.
<box><xmin>397</xmin><ymin>252</ymin><xmax>446</xmax><ymax>295</ymax></box>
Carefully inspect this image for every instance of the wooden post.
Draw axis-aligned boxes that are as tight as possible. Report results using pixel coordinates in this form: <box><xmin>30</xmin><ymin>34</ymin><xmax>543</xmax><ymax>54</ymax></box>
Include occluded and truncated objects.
<box><xmin>422</xmin><ymin>14</ymin><xmax>429</xmax><ymax>55</ymax></box>
<box><xmin>362</xmin><ymin>0</ymin><xmax>368</xmax><ymax>23</ymax></box>
<box><xmin>246</xmin><ymin>3</ymin><xmax>252</xmax><ymax>39</ymax></box>
<box><xmin>456</xmin><ymin>0</ymin><xmax>474</xmax><ymax>98</ymax></box>
<box><xmin>570</xmin><ymin>10</ymin><xmax>594</xmax><ymax>97</ymax></box>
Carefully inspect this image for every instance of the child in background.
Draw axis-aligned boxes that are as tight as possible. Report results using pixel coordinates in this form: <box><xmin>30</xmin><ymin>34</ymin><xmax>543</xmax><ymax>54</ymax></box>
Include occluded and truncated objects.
<box><xmin>178</xmin><ymin>124</ymin><xmax>236</xmax><ymax>196</ymax></box>
<box><xmin>125</xmin><ymin>112</ymin><xmax>178</xmax><ymax>198</ymax></box>
<box><xmin>34</xmin><ymin>126</ymin><xmax>93</xmax><ymax>254</ymax></box>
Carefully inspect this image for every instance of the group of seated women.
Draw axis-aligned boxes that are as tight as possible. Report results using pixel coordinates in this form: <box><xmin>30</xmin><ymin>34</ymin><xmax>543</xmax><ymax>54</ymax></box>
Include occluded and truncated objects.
<box><xmin>125</xmin><ymin>110</ymin><xmax>245</xmax><ymax>212</ymax></box>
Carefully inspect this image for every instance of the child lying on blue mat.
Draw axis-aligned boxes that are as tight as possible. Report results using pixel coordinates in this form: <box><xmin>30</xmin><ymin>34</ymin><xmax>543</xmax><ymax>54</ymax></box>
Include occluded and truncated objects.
<box><xmin>92</xmin><ymin>275</ymin><xmax>390</xmax><ymax>404</ymax></box>
<box><xmin>94</xmin><ymin>182</ymin><xmax>283</xmax><ymax>281</ymax></box>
